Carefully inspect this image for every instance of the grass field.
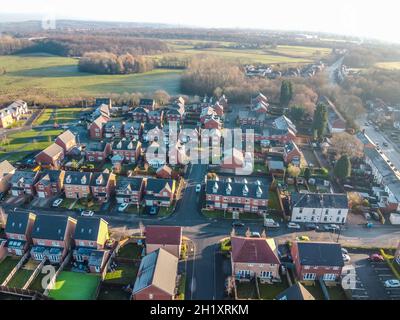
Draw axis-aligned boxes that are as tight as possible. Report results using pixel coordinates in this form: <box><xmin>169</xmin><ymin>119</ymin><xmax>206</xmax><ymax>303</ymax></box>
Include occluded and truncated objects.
<box><xmin>0</xmin><ymin>54</ymin><xmax>183</xmax><ymax>102</ymax></box>
<box><xmin>34</xmin><ymin>107</ymin><xmax>86</xmax><ymax>125</ymax></box>
<box><xmin>375</xmin><ymin>61</ymin><xmax>400</xmax><ymax>70</ymax></box>
<box><xmin>0</xmin><ymin>128</ymin><xmax>63</xmax><ymax>155</ymax></box>
<box><xmin>0</xmin><ymin>257</ymin><xmax>20</xmax><ymax>284</ymax></box>
<box><xmin>48</xmin><ymin>271</ymin><xmax>100</xmax><ymax>300</ymax></box>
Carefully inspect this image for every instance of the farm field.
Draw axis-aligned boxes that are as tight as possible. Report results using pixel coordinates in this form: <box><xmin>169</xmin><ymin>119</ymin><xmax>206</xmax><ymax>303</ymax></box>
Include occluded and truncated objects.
<box><xmin>34</xmin><ymin>107</ymin><xmax>86</xmax><ymax>126</ymax></box>
<box><xmin>0</xmin><ymin>54</ymin><xmax>183</xmax><ymax>103</ymax></box>
<box><xmin>375</xmin><ymin>61</ymin><xmax>400</xmax><ymax>70</ymax></box>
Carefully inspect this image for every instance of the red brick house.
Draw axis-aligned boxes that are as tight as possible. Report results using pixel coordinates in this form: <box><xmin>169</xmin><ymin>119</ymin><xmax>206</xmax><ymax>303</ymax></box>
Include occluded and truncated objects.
<box><xmin>89</xmin><ymin>116</ymin><xmax>109</xmax><ymax>139</ymax></box>
<box><xmin>148</xmin><ymin>110</ymin><xmax>164</xmax><ymax>124</ymax></box>
<box><xmin>115</xmin><ymin>176</ymin><xmax>145</xmax><ymax>204</ymax></box>
<box><xmin>90</xmin><ymin>171</ymin><xmax>116</xmax><ymax>203</ymax></box>
<box><xmin>213</xmin><ymin>101</ymin><xmax>224</xmax><ymax>117</ymax></box>
<box><xmin>104</xmin><ymin>121</ymin><xmax>123</xmax><ymax>139</ymax></box>
<box><xmin>145</xmin><ymin>225</ymin><xmax>182</xmax><ymax>258</ymax></box>
<box><xmin>238</xmin><ymin>111</ymin><xmax>267</xmax><ymax>126</ymax></box>
<box><xmin>55</xmin><ymin>130</ymin><xmax>77</xmax><ymax>154</ymax></box>
<box><xmin>252</xmin><ymin>101</ymin><xmax>269</xmax><ymax>113</ymax></box>
<box><xmin>204</xmin><ymin>116</ymin><xmax>222</xmax><ymax>129</ymax></box>
<box><xmin>291</xmin><ymin>241</ymin><xmax>344</xmax><ymax>283</ymax></box>
<box><xmin>132</xmin><ymin>107</ymin><xmax>149</xmax><ymax>122</ymax></box>
<box><xmin>73</xmin><ymin>217</ymin><xmax>110</xmax><ymax>273</ymax></box>
<box><xmin>0</xmin><ymin>160</ymin><xmax>16</xmax><ymax>193</ymax></box>
<box><xmin>64</xmin><ymin>171</ymin><xmax>92</xmax><ymax>199</ymax></box>
<box><xmin>231</xmin><ymin>235</ymin><xmax>281</xmax><ymax>282</ymax></box>
<box><xmin>156</xmin><ymin>165</ymin><xmax>173</xmax><ymax>179</ymax></box>
<box><xmin>35</xmin><ymin>143</ymin><xmax>64</xmax><ymax>169</ymax></box>
<box><xmin>30</xmin><ymin>214</ymin><xmax>77</xmax><ymax>264</ymax></box>
<box><xmin>205</xmin><ymin>177</ymin><xmax>269</xmax><ymax>214</ymax></box>
<box><xmin>34</xmin><ymin>170</ymin><xmax>65</xmax><ymax>198</ymax></box>
<box><xmin>85</xmin><ymin>141</ymin><xmax>111</xmax><ymax>162</ymax></box>
<box><xmin>4</xmin><ymin>212</ymin><xmax>36</xmax><ymax>256</ymax></box>
<box><xmin>200</xmin><ymin>106</ymin><xmax>217</xmax><ymax>123</ymax></box>
<box><xmin>284</xmin><ymin>141</ymin><xmax>303</xmax><ymax>165</ymax></box>
<box><xmin>251</xmin><ymin>92</ymin><xmax>268</xmax><ymax>106</ymax></box>
<box><xmin>144</xmin><ymin>178</ymin><xmax>176</xmax><ymax>207</ymax></box>
<box><xmin>124</xmin><ymin>121</ymin><xmax>143</xmax><ymax>140</ymax></box>
<box><xmin>112</xmin><ymin>139</ymin><xmax>141</xmax><ymax>163</ymax></box>
<box><xmin>10</xmin><ymin>170</ymin><xmax>40</xmax><ymax>197</ymax></box>
<box><xmin>131</xmin><ymin>248</ymin><xmax>178</xmax><ymax>300</ymax></box>
<box><xmin>165</xmin><ymin>108</ymin><xmax>184</xmax><ymax>123</ymax></box>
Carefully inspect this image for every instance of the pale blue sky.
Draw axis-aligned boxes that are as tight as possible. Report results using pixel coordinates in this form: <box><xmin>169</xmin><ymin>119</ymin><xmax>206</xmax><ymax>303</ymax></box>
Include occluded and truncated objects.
<box><xmin>1</xmin><ymin>0</ymin><xmax>399</xmax><ymax>42</ymax></box>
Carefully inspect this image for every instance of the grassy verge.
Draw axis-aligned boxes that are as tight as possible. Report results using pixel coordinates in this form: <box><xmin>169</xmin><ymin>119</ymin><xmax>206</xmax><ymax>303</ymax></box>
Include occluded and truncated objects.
<box><xmin>104</xmin><ymin>262</ymin><xmax>138</xmax><ymax>285</ymax></box>
<box><xmin>176</xmin><ymin>273</ymin><xmax>186</xmax><ymax>300</ymax></box>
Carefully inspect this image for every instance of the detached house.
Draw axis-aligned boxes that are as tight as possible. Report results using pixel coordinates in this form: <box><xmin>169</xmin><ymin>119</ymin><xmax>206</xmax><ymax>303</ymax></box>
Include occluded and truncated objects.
<box><xmin>290</xmin><ymin>193</ymin><xmax>349</xmax><ymax>224</ymax></box>
<box><xmin>89</xmin><ymin>116</ymin><xmax>109</xmax><ymax>139</ymax></box>
<box><xmin>131</xmin><ymin>248</ymin><xmax>178</xmax><ymax>300</ymax></box>
<box><xmin>4</xmin><ymin>212</ymin><xmax>36</xmax><ymax>256</ymax></box>
<box><xmin>205</xmin><ymin>178</ymin><xmax>269</xmax><ymax>214</ymax></box>
<box><xmin>90</xmin><ymin>171</ymin><xmax>116</xmax><ymax>203</ymax></box>
<box><xmin>31</xmin><ymin>214</ymin><xmax>77</xmax><ymax>264</ymax></box>
<box><xmin>251</xmin><ymin>92</ymin><xmax>268</xmax><ymax>106</ymax></box>
<box><xmin>112</xmin><ymin>139</ymin><xmax>141</xmax><ymax>163</ymax></box>
<box><xmin>55</xmin><ymin>130</ymin><xmax>77</xmax><ymax>154</ymax></box>
<box><xmin>115</xmin><ymin>176</ymin><xmax>145</xmax><ymax>205</ymax></box>
<box><xmin>144</xmin><ymin>178</ymin><xmax>176</xmax><ymax>207</ymax></box>
<box><xmin>231</xmin><ymin>235</ymin><xmax>280</xmax><ymax>282</ymax></box>
<box><xmin>0</xmin><ymin>160</ymin><xmax>16</xmax><ymax>193</ymax></box>
<box><xmin>283</xmin><ymin>141</ymin><xmax>303</xmax><ymax>165</ymax></box>
<box><xmin>10</xmin><ymin>170</ymin><xmax>40</xmax><ymax>196</ymax></box>
<box><xmin>145</xmin><ymin>225</ymin><xmax>182</xmax><ymax>258</ymax></box>
<box><xmin>85</xmin><ymin>141</ymin><xmax>111</xmax><ymax>162</ymax></box>
<box><xmin>64</xmin><ymin>171</ymin><xmax>92</xmax><ymax>199</ymax></box>
<box><xmin>35</xmin><ymin>170</ymin><xmax>65</xmax><ymax>198</ymax></box>
<box><xmin>35</xmin><ymin>143</ymin><xmax>64</xmax><ymax>169</ymax></box>
<box><xmin>73</xmin><ymin>217</ymin><xmax>110</xmax><ymax>273</ymax></box>
<box><xmin>291</xmin><ymin>241</ymin><xmax>344</xmax><ymax>282</ymax></box>
<box><xmin>132</xmin><ymin>107</ymin><xmax>149</xmax><ymax>122</ymax></box>
<box><xmin>104</xmin><ymin>121</ymin><xmax>123</xmax><ymax>139</ymax></box>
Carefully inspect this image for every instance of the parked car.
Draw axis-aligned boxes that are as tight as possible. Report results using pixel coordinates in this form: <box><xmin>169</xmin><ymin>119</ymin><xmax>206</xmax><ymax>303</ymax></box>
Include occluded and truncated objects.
<box><xmin>250</xmin><ymin>232</ymin><xmax>261</xmax><ymax>238</ymax></box>
<box><xmin>287</xmin><ymin>222</ymin><xmax>301</xmax><ymax>229</ymax></box>
<box><xmin>118</xmin><ymin>203</ymin><xmax>129</xmax><ymax>212</ymax></box>
<box><xmin>195</xmin><ymin>184</ymin><xmax>202</xmax><ymax>192</ymax></box>
<box><xmin>383</xmin><ymin>142</ymin><xmax>389</xmax><ymax>147</ymax></box>
<box><xmin>342</xmin><ymin>254</ymin><xmax>351</xmax><ymax>263</ymax></box>
<box><xmin>232</xmin><ymin>221</ymin><xmax>245</xmax><ymax>228</ymax></box>
<box><xmin>52</xmin><ymin>198</ymin><xmax>63</xmax><ymax>208</ymax></box>
<box><xmin>384</xmin><ymin>279</ymin><xmax>400</xmax><ymax>288</ymax></box>
<box><xmin>371</xmin><ymin>211</ymin><xmax>380</xmax><ymax>221</ymax></box>
<box><xmin>306</xmin><ymin>223</ymin><xmax>320</xmax><ymax>231</ymax></box>
<box><xmin>264</xmin><ymin>218</ymin><xmax>280</xmax><ymax>228</ymax></box>
<box><xmin>369</xmin><ymin>254</ymin><xmax>384</xmax><ymax>262</ymax></box>
<box><xmin>323</xmin><ymin>224</ymin><xmax>340</xmax><ymax>232</ymax></box>
<box><xmin>81</xmin><ymin>210</ymin><xmax>94</xmax><ymax>217</ymax></box>
<box><xmin>149</xmin><ymin>207</ymin><xmax>159</xmax><ymax>216</ymax></box>
<box><xmin>296</xmin><ymin>235</ymin><xmax>310</xmax><ymax>241</ymax></box>
<box><xmin>341</xmin><ymin>248</ymin><xmax>349</xmax><ymax>255</ymax></box>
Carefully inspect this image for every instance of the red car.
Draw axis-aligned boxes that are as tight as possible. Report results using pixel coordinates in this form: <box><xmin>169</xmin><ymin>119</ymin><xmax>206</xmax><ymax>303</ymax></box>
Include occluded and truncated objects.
<box><xmin>369</xmin><ymin>254</ymin><xmax>384</xmax><ymax>262</ymax></box>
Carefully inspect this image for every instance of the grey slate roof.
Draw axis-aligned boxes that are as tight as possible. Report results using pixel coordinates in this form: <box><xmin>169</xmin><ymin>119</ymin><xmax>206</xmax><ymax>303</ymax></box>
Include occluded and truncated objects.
<box><xmin>146</xmin><ymin>178</ymin><xmax>173</xmax><ymax>193</ymax></box>
<box><xmin>5</xmin><ymin>212</ymin><xmax>35</xmax><ymax>235</ymax></box>
<box><xmin>206</xmin><ymin>179</ymin><xmax>268</xmax><ymax>199</ymax></box>
<box><xmin>116</xmin><ymin>176</ymin><xmax>144</xmax><ymax>191</ymax></box>
<box><xmin>296</xmin><ymin>242</ymin><xmax>344</xmax><ymax>267</ymax></box>
<box><xmin>10</xmin><ymin>170</ymin><xmax>38</xmax><ymax>185</ymax></box>
<box><xmin>291</xmin><ymin>193</ymin><xmax>348</xmax><ymax>209</ymax></box>
<box><xmin>74</xmin><ymin>217</ymin><xmax>107</xmax><ymax>242</ymax></box>
<box><xmin>64</xmin><ymin>171</ymin><xmax>92</xmax><ymax>185</ymax></box>
<box><xmin>132</xmin><ymin>248</ymin><xmax>178</xmax><ymax>296</ymax></box>
<box><xmin>32</xmin><ymin>214</ymin><xmax>75</xmax><ymax>241</ymax></box>
<box><xmin>90</xmin><ymin>172</ymin><xmax>111</xmax><ymax>187</ymax></box>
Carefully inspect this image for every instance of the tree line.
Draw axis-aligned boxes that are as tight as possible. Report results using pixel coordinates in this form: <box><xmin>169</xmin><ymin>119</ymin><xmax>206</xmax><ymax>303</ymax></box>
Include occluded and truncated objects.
<box><xmin>78</xmin><ymin>52</ymin><xmax>153</xmax><ymax>74</ymax></box>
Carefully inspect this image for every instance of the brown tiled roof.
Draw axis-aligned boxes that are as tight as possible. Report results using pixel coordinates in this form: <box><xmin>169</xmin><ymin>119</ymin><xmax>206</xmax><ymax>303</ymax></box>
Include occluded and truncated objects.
<box><xmin>56</xmin><ymin>130</ymin><xmax>75</xmax><ymax>145</ymax></box>
<box><xmin>40</xmin><ymin>143</ymin><xmax>64</xmax><ymax>158</ymax></box>
<box><xmin>231</xmin><ymin>236</ymin><xmax>280</xmax><ymax>264</ymax></box>
<box><xmin>145</xmin><ymin>226</ymin><xmax>182</xmax><ymax>245</ymax></box>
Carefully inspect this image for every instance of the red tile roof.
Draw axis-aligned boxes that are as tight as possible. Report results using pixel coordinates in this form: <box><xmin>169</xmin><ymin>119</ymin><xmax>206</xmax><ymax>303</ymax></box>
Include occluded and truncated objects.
<box><xmin>231</xmin><ymin>236</ymin><xmax>280</xmax><ymax>264</ymax></box>
<box><xmin>145</xmin><ymin>226</ymin><xmax>182</xmax><ymax>246</ymax></box>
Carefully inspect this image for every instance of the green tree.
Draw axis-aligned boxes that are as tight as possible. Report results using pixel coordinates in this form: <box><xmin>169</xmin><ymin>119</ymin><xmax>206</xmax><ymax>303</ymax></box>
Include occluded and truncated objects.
<box><xmin>280</xmin><ymin>80</ymin><xmax>293</xmax><ymax>107</ymax></box>
<box><xmin>334</xmin><ymin>155</ymin><xmax>351</xmax><ymax>179</ymax></box>
<box><xmin>312</xmin><ymin>103</ymin><xmax>328</xmax><ymax>140</ymax></box>
<box><xmin>289</xmin><ymin>106</ymin><xmax>305</xmax><ymax>122</ymax></box>
<box><xmin>287</xmin><ymin>164</ymin><xmax>301</xmax><ymax>178</ymax></box>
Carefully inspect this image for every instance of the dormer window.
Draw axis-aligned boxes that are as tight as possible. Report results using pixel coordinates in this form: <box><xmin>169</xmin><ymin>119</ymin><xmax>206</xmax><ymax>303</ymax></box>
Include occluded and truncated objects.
<box><xmin>117</xmin><ymin>141</ymin><xmax>122</xmax><ymax>149</ymax></box>
<box><xmin>226</xmin><ymin>183</ymin><xmax>232</xmax><ymax>195</ymax></box>
<box><xmin>212</xmin><ymin>182</ymin><xmax>219</xmax><ymax>193</ymax></box>
<box><xmin>96</xmin><ymin>175</ymin><xmax>103</xmax><ymax>185</ymax></box>
<box><xmin>242</xmin><ymin>184</ymin><xmax>249</xmax><ymax>196</ymax></box>
<box><xmin>81</xmin><ymin>176</ymin><xmax>87</xmax><ymax>184</ymax></box>
<box><xmin>66</xmin><ymin>175</ymin><xmax>72</xmax><ymax>184</ymax></box>
<box><xmin>256</xmin><ymin>186</ymin><xmax>262</xmax><ymax>198</ymax></box>
<box><xmin>127</xmin><ymin>142</ymin><xmax>133</xmax><ymax>150</ymax></box>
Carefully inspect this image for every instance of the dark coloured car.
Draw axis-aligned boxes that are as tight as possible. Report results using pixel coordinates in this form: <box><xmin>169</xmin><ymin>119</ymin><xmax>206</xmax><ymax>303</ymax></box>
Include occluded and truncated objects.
<box><xmin>0</xmin><ymin>192</ymin><xmax>5</xmax><ymax>201</ymax></box>
<box><xmin>232</xmin><ymin>221</ymin><xmax>245</xmax><ymax>228</ymax></box>
<box><xmin>149</xmin><ymin>207</ymin><xmax>160</xmax><ymax>216</ymax></box>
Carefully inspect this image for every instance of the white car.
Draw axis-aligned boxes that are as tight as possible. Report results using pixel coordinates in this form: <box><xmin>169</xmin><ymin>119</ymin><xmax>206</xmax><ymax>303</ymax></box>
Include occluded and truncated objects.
<box><xmin>250</xmin><ymin>232</ymin><xmax>261</xmax><ymax>238</ymax></box>
<box><xmin>287</xmin><ymin>222</ymin><xmax>301</xmax><ymax>229</ymax></box>
<box><xmin>52</xmin><ymin>198</ymin><xmax>63</xmax><ymax>207</ymax></box>
<box><xmin>195</xmin><ymin>184</ymin><xmax>202</xmax><ymax>192</ymax></box>
<box><xmin>81</xmin><ymin>210</ymin><xmax>94</xmax><ymax>217</ymax></box>
<box><xmin>341</xmin><ymin>248</ymin><xmax>349</xmax><ymax>255</ymax></box>
<box><xmin>118</xmin><ymin>203</ymin><xmax>129</xmax><ymax>212</ymax></box>
<box><xmin>342</xmin><ymin>254</ymin><xmax>351</xmax><ymax>263</ymax></box>
<box><xmin>384</xmin><ymin>279</ymin><xmax>400</xmax><ymax>288</ymax></box>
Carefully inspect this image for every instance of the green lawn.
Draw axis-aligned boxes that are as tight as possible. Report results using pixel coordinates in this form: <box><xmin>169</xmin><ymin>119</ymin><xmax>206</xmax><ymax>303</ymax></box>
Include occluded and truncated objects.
<box><xmin>104</xmin><ymin>262</ymin><xmax>138</xmax><ymax>285</ymax></box>
<box><xmin>118</xmin><ymin>243</ymin><xmax>143</xmax><ymax>260</ymax></box>
<box><xmin>28</xmin><ymin>272</ymin><xmax>46</xmax><ymax>293</ymax></box>
<box><xmin>258</xmin><ymin>278</ymin><xmax>290</xmax><ymax>300</ymax></box>
<box><xmin>48</xmin><ymin>271</ymin><xmax>100</xmax><ymax>300</ymax></box>
<box><xmin>7</xmin><ymin>269</ymin><xmax>33</xmax><ymax>288</ymax></box>
<box><xmin>97</xmin><ymin>285</ymin><xmax>130</xmax><ymax>300</ymax></box>
<box><xmin>236</xmin><ymin>281</ymin><xmax>258</xmax><ymax>299</ymax></box>
<box><xmin>0</xmin><ymin>257</ymin><xmax>20</xmax><ymax>284</ymax></box>
<box><xmin>0</xmin><ymin>54</ymin><xmax>182</xmax><ymax>103</ymax></box>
